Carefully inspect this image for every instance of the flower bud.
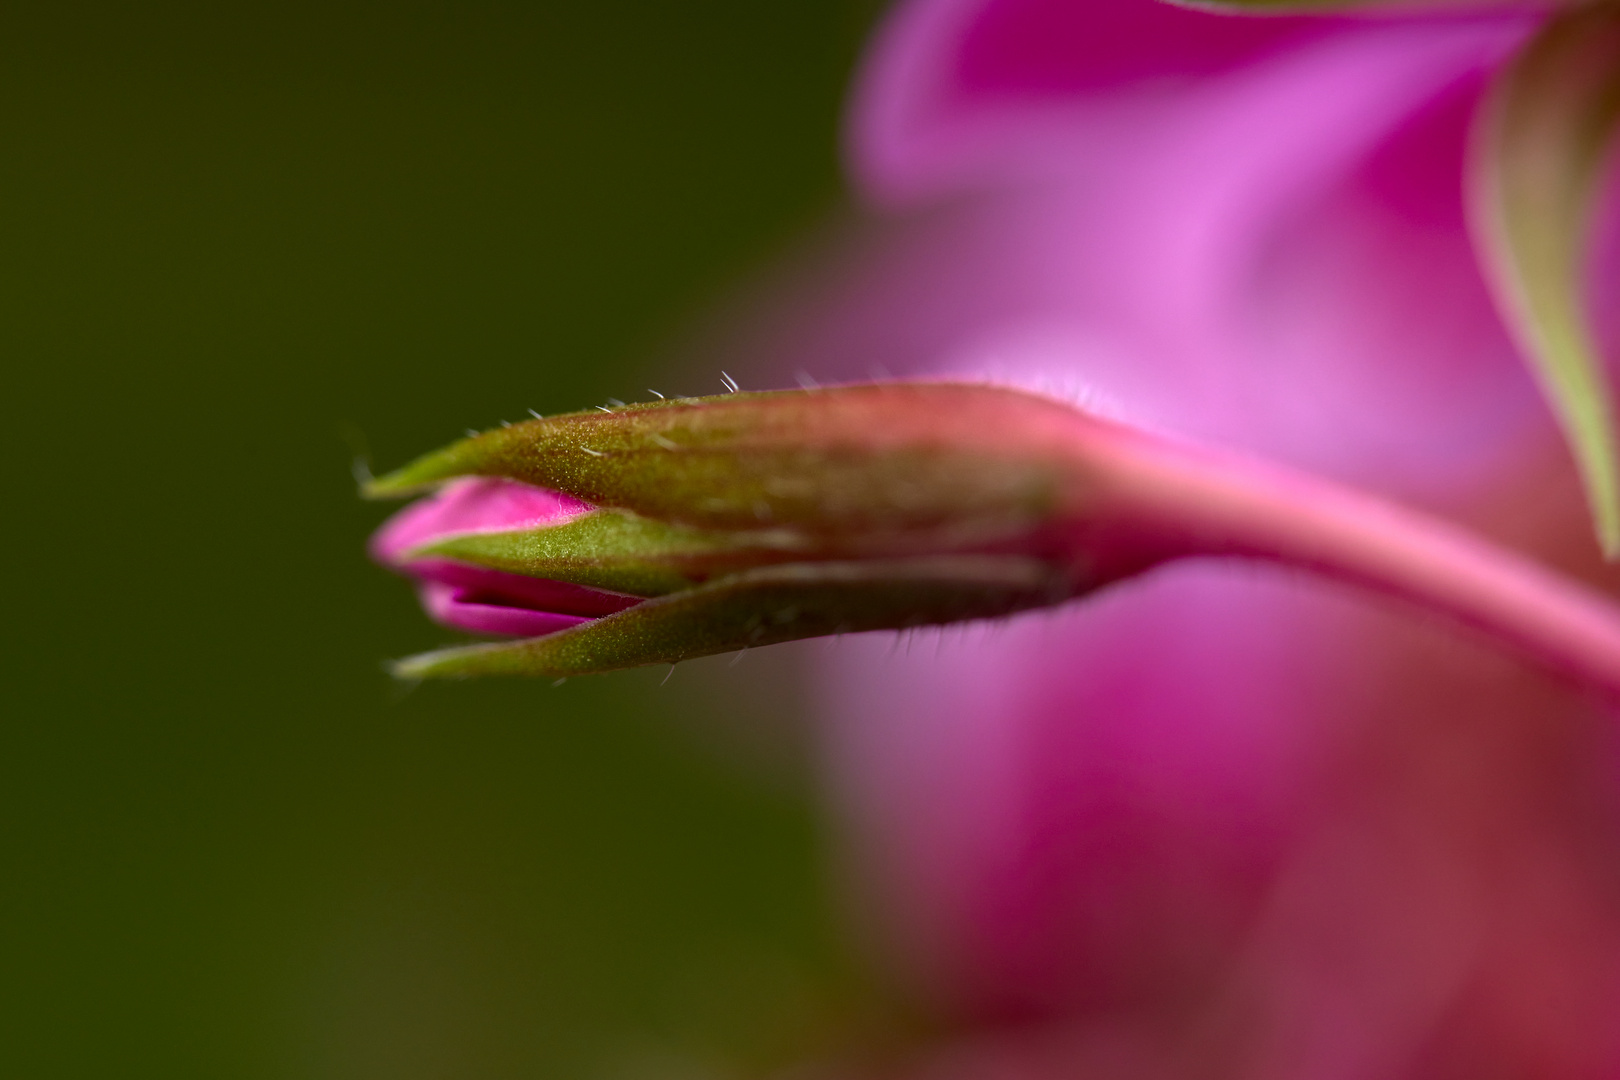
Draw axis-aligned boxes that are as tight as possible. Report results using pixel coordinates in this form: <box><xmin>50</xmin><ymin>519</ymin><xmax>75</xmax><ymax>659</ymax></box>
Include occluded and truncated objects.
<box><xmin>366</xmin><ymin>382</ymin><xmax>1620</xmax><ymax>695</ymax></box>
<box><xmin>367</xmin><ymin>383</ymin><xmax>1112</xmax><ymax>678</ymax></box>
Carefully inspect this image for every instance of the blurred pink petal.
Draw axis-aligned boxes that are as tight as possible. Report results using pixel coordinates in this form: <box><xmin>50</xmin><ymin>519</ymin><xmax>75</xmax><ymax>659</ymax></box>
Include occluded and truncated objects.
<box><xmin>757</xmin><ymin>4</ymin><xmax>1544</xmax><ymax>498</ymax></box>
<box><xmin>848</xmin><ymin>0</ymin><xmax>1530</xmax><ymax>204</ymax></box>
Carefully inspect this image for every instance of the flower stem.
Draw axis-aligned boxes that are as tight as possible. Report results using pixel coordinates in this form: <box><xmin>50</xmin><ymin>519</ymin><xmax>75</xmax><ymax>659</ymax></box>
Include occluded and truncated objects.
<box><xmin>1077</xmin><ymin>422</ymin><xmax>1620</xmax><ymax>697</ymax></box>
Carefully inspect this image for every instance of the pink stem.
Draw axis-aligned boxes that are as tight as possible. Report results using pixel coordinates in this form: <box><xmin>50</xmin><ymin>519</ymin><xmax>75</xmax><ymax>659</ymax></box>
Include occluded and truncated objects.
<box><xmin>1078</xmin><ymin>422</ymin><xmax>1620</xmax><ymax>697</ymax></box>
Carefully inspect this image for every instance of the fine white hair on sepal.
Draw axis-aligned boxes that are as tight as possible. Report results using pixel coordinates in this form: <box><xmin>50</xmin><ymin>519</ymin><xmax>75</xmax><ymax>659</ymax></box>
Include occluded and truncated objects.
<box><xmin>931</xmin><ymin>323</ymin><xmax>1172</xmax><ymax>434</ymax></box>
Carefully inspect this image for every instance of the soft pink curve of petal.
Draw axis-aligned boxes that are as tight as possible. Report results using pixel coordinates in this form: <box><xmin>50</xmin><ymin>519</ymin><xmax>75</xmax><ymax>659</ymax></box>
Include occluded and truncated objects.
<box><xmin>753</xmin><ymin>28</ymin><xmax>1544</xmax><ymax>502</ymax></box>
<box><xmin>848</xmin><ymin>0</ymin><xmax>1532</xmax><ymax>204</ymax></box>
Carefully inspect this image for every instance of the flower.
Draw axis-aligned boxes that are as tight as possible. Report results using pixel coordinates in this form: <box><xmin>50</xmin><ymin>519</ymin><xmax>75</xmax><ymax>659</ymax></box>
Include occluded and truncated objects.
<box><xmin>688</xmin><ymin>0</ymin><xmax>1620</xmax><ymax>1075</ymax></box>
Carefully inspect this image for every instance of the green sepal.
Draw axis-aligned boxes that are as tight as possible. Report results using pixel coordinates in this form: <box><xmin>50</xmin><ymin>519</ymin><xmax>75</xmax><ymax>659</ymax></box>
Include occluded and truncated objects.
<box><xmin>1473</xmin><ymin>6</ymin><xmax>1620</xmax><ymax>556</ymax></box>
<box><xmin>363</xmin><ymin>384</ymin><xmax>1085</xmax><ymax>547</ymax></box>
<box><xmin>390</xmin><ymin>556</ymin><xmax>1079</xmax><ymax>679</ymax></box>
<box><xmin>411</xmin><ymin>509</ymin><xmax>816</xmax><ymax>597</ymax></box>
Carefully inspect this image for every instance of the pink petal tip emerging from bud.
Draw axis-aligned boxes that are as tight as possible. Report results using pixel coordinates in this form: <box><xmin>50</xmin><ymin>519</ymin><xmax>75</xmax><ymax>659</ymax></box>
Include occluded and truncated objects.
<box><xmin>372</xmin><ymin>476</ymin><xmax>639</xmax><ymax>638</ymax></box>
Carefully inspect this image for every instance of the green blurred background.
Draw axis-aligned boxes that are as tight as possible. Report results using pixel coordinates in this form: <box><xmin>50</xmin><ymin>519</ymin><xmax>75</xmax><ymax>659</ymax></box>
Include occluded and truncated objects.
<box><xmin>2</xmin><ymin>2</ymin><xmax>884</xmax><ymax>1075</ymax></box>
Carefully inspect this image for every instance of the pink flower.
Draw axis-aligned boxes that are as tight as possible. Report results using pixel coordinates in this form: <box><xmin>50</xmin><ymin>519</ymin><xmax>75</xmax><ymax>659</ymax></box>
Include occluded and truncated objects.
<box><xmin>707</xmin><ymin>0</ymin><xmax>1620</xmax><ymax>1075</ymax></box>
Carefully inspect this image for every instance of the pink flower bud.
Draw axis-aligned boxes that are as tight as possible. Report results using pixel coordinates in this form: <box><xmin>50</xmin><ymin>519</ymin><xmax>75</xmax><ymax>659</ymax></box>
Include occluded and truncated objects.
<box><xmin>368</xmin><ymin>383</ymin><xmax>1620</xmax><ymax>693</ymax></box>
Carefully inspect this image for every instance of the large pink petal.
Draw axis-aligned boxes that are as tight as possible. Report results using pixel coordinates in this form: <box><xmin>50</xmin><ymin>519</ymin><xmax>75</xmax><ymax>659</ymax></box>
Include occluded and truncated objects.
<box><xmin>748</xmin><ymin>20</ymin><xmax>1540</xmax><ymax>499</ymax></box>
<box><xmin>820</xmin><ymin>537</ymin><xmax>1620</xmax><ymax>1074</ymax></box>
<box><xmin>848</xmin><ymin>0</ymin><xmax>1531</xmax><ymax>203</ymax></box>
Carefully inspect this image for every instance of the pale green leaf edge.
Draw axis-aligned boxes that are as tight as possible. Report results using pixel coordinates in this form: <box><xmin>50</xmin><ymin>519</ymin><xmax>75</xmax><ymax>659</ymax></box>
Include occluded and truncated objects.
<box><xmin>1471</xmin><ymin>7</ymin><xmax>1620</xmax><ymax>557</ymax></box>
<box><xmin>1160</xmin><ymin>0</ymin><xmax>1574</xmax><ymax>16</ymax></box>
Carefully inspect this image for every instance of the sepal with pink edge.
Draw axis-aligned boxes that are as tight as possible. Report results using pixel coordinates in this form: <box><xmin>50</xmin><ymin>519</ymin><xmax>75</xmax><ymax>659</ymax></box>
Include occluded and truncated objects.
<box><xmin>406</xmin><ymin>508</ymin><xmax>818</xmax><ymax>598</ymax></box>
